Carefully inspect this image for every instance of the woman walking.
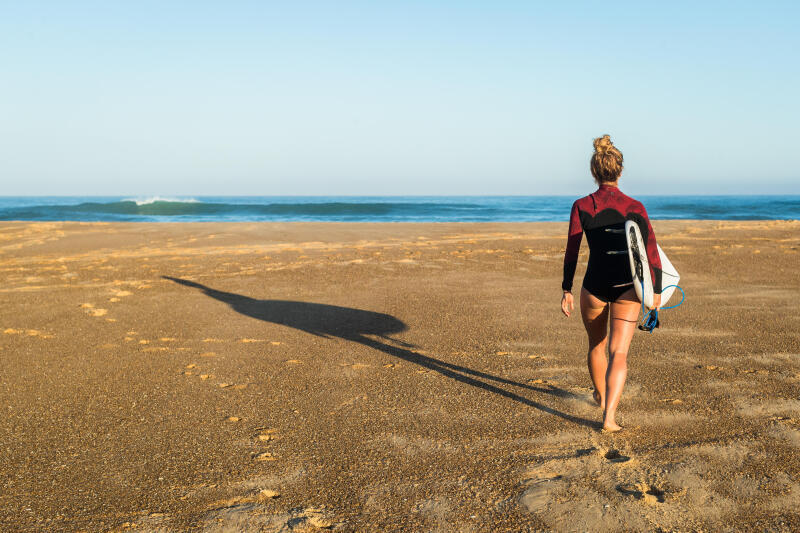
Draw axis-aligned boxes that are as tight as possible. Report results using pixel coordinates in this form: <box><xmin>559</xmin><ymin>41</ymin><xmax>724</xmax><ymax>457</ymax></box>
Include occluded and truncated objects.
<box><xmin>561</xmin><ymin>135</ymin><xmax>663</xmax><ymax>432</ymax></box>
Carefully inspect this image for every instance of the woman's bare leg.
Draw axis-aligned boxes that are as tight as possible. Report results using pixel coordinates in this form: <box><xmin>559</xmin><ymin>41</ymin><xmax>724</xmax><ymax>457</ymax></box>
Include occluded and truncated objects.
<box><xmin>603</xmin><ymin>288</ymin><xmax>640</xmax><ymax>431</ymax></box>
<box><xmin>580</xmin><ymin>288</ymin><xmax>609</xmax><ymax>409</ymax></box>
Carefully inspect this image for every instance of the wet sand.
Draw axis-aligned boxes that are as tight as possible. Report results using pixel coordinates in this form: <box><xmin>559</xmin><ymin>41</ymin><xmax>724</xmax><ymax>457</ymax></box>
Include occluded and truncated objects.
<box><xmin>0</xmin><ymin>220</ymin><xmax>798</xmax><ymax>532</ymax></box>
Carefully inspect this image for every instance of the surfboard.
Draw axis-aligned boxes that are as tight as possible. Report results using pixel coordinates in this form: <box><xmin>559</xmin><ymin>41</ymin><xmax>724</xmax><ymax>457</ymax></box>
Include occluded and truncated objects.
<box><xmin>624</xmin><ymin>220</ymin><xmax>680</xmax><ymax>309</ymax></box>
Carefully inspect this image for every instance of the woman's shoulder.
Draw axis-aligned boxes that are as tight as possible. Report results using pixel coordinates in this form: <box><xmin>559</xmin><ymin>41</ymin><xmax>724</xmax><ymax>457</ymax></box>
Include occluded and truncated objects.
<box><xmin>623</xmin><ymin>191</ymin><xmax>645</xmax><ymax>208</ymax></box>
<box><xmin>617</xmin><ymin>190</ymin><xmax>649</xmax><ymax>214</ymax></box>
<box><xmin>571</xmin><ymin>193</ymin><xmax>594</xmax><ymax>209</ymax></box>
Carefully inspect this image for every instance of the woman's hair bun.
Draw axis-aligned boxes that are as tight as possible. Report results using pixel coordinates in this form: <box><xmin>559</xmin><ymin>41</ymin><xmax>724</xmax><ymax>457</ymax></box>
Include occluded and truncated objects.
<box><xmin>590</xmin><ymin>134</ymin><xmax>623</xmax><ymax>183</ymax></box>
<box><xmin>593</xmin><ymin>134</ymin><xmax>614</xmax><ymax>155</ymax></box>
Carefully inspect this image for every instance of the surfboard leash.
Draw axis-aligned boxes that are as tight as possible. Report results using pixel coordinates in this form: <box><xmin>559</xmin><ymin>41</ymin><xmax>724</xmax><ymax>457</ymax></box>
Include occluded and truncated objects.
<box><xmin>639</xmin><ymin>283</ymin><xmax>685</xmax><ymax>333</ymax></box>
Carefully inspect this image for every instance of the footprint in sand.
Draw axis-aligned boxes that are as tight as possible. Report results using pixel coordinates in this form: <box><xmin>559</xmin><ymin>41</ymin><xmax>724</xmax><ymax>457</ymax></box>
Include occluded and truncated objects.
<box><xmin>79</xmin><ymin>303</ymin><xmax>108</xmax><ymax>317</ymax></box>
<box><xmin>604</xmin><ymin>449</ymin><xmax>632</xmax><ymax>463</ymax></box>
<box><xmin>257</xmin><ymin>489</ymin><xmax>280</xmax><ymax>500</ymax></box>
<box><xmin>495</xmin><ymin>350</ymin><xmax>528</xmax><ymax>357</ymax></box>
<box><xmin>341</xmin><ymin>362</ymin><xmax>370</xmax><ymax>370</ymax></box>
<box><xmin>520</xmin><ymin>470</ymin><xmax>566</xmax><ymax>511</ymax></box>
<box><xmin>659</xmin><ymin>398</ymin><xmax>684</xmax><ymax>404</ymax></box>
<box><xmin>201</xmin><ymin>503</ymin><xmax>334</xmax><ymax>531</ymax></box>
<box><xmin>520</xmin><ymin>443</ymin><xmax>641</xmax><ymax>516</ymax></box>
<box><xmin>769</xmin><ymin>415</ymin><xmax>797</xmax><ymax>425</ymax></box>
<box><xmin>253</xmin><ymin>452</ymin><xmax>276</xmax><ymax>462</ymax></box>
<box><xmin>254</xmin><ymin>428</ymin><xmax>278</xmax><ymax>442</ymax></box>
<box><xmin>616</xmin><ymin>483</ymin><xmax>666</xmax><ymax>504</ymax></box>
<box><xmin>3</xmin><ymin>328</ymin><xmax>54</xmax><ymax>339</ymax></box>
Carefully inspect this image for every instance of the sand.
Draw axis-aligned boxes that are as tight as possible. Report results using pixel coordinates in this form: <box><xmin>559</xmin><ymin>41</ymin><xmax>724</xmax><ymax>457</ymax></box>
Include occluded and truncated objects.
<box><xmin>0</xmin><ymin>220</ymin><xmax>798</xmax><ymax>532</ymax></box>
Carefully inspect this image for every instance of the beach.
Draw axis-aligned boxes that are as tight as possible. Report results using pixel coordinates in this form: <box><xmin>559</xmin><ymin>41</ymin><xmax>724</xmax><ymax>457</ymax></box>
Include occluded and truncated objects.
<box><xmin>1</xmin><ymin>220</ymin><xmax>798</xmax><ymax>531</ymax></box>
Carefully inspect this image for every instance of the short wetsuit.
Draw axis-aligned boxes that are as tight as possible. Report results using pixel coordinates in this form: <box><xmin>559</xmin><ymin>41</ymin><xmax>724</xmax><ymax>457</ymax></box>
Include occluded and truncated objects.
<box><xmin>562</xmin><ymin>184</ymin><xmax>663</xmax><ymax>302</ymax></box>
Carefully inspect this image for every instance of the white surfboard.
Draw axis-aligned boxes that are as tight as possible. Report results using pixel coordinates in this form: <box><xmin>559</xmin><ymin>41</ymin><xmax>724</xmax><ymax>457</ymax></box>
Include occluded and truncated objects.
<box><xmin>624</xmin><ymin>220</ymin><xmax>680</xmax><ymax>309</ymax></box>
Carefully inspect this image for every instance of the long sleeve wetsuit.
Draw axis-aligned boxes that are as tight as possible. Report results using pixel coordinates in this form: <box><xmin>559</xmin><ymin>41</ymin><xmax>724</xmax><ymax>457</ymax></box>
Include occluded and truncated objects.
<box><xmin>562</xmin><ymin>184</ymin><xmax>662</xmax><ymax>302</ymax></box>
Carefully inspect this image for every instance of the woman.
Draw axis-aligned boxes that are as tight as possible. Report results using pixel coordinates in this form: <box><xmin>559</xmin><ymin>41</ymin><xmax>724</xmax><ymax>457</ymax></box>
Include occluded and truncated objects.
<box><xmin>560</xmin><ymin>135</ymin><xmax>662</xmax><ymax>432</ymax></box>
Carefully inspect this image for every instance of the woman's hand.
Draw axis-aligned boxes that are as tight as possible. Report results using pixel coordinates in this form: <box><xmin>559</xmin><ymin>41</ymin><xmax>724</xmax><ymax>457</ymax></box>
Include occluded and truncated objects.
<box><xmin>561</xmin><ymin>291</ymin><xmax>574</xmax><ymax>317</ymax></box>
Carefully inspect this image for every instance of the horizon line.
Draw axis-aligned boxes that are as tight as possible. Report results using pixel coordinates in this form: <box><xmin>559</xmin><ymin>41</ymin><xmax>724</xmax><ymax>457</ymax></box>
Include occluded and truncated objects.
<box><xmin>2</xmin><ymin>193</ymin><xmax>800</xmax><ymax>199</ymax></box>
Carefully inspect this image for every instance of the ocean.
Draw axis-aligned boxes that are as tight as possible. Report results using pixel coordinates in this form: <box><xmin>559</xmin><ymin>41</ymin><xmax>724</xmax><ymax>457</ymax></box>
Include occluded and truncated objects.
<box><xmin>0</xmin><ymin>196</ymin><xmax>798</xmax><ymax>223</ymax></box>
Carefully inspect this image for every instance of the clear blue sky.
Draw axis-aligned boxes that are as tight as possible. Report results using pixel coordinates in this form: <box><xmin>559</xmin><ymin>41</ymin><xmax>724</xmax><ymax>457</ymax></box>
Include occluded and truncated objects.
<box><xmin>1</xmin><ymin>1</ymin><xmax>798</xmax><ymax>196</ymax></box>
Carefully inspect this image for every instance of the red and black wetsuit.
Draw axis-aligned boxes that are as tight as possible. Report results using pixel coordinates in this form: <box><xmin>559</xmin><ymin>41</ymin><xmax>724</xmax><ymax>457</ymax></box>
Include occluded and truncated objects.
<box><xmin>562</xmin><ymin>184</ymin><xmax>662</xmax><ymax>302</ymax></box>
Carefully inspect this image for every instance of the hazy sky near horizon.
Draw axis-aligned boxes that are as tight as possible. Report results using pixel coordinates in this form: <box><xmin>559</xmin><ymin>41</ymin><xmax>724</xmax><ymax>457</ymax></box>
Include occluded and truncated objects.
<box><xmin>2</xmin><ymin>1</ymin><xmax>798</xmax><ymax>196</ymax></box>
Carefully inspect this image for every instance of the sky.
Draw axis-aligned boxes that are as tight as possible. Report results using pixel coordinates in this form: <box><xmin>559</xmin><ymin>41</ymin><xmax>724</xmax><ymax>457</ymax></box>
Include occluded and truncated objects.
<box><xmin>1</xmin><ymin>1</ymin><xmax>798</xmax><ymax>196</ymax></box>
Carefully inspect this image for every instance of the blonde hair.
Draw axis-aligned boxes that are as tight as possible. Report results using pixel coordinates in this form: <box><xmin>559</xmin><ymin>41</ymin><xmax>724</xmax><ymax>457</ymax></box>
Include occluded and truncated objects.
<box><xmin>590</xmin><ymin>134</ymin><xmax>623</xmax><ymax>183</ymax></box>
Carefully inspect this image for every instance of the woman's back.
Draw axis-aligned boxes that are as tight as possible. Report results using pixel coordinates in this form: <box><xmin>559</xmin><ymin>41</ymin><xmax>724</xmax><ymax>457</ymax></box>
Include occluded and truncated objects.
<box><xmin>563</xmin><ymin>184</ymin><xmax>662</xmax><ymax>299</ymax></box>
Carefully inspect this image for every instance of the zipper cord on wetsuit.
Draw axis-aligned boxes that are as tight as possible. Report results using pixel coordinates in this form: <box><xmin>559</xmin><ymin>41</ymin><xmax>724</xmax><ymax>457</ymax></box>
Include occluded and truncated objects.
<box><xmin>639</xmin><ymin>283</ymin><xmax>685</xmax><ymax>333</ymax></box>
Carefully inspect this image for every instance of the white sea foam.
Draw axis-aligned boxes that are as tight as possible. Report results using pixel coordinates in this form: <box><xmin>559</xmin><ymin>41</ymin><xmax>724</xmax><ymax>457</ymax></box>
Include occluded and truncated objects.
<box><xmin>125</xmin><ymin>196</ymin><xmax>200</xmax><ymax>206</ymax></box>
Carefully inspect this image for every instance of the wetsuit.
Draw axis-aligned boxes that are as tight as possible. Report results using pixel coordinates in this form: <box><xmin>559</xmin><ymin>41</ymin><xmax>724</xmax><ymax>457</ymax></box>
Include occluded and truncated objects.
<box><xmin>562</xmin><ymin>184</ymin><xmax>662</xmax><ymax>302</ymax></box>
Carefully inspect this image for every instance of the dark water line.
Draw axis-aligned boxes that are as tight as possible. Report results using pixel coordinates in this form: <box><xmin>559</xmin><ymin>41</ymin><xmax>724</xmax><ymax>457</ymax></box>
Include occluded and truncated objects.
<box><xmin>0</xmin><ymin>196</ymin><xmax>798</xmax><ymax>222</ymax></box>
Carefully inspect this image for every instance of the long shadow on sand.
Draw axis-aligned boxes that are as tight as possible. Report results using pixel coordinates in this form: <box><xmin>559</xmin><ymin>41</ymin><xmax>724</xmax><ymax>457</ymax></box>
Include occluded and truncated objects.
<box><xmin>164</xmin><ymin>276</ymin><xmax>597</xmax><ymax>428</ymax></box>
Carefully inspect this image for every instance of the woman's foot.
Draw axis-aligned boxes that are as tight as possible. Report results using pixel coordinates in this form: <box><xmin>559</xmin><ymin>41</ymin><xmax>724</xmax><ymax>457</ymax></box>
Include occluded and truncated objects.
<box><xmin>602</xmin><ymin>409</ymin><xmax>622</xmax><ymax>432</ymax></box>
<box><xmin>593</xmin><ymin>389</ymin><xmax>604</xmax><ymax>408</ymax></box>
